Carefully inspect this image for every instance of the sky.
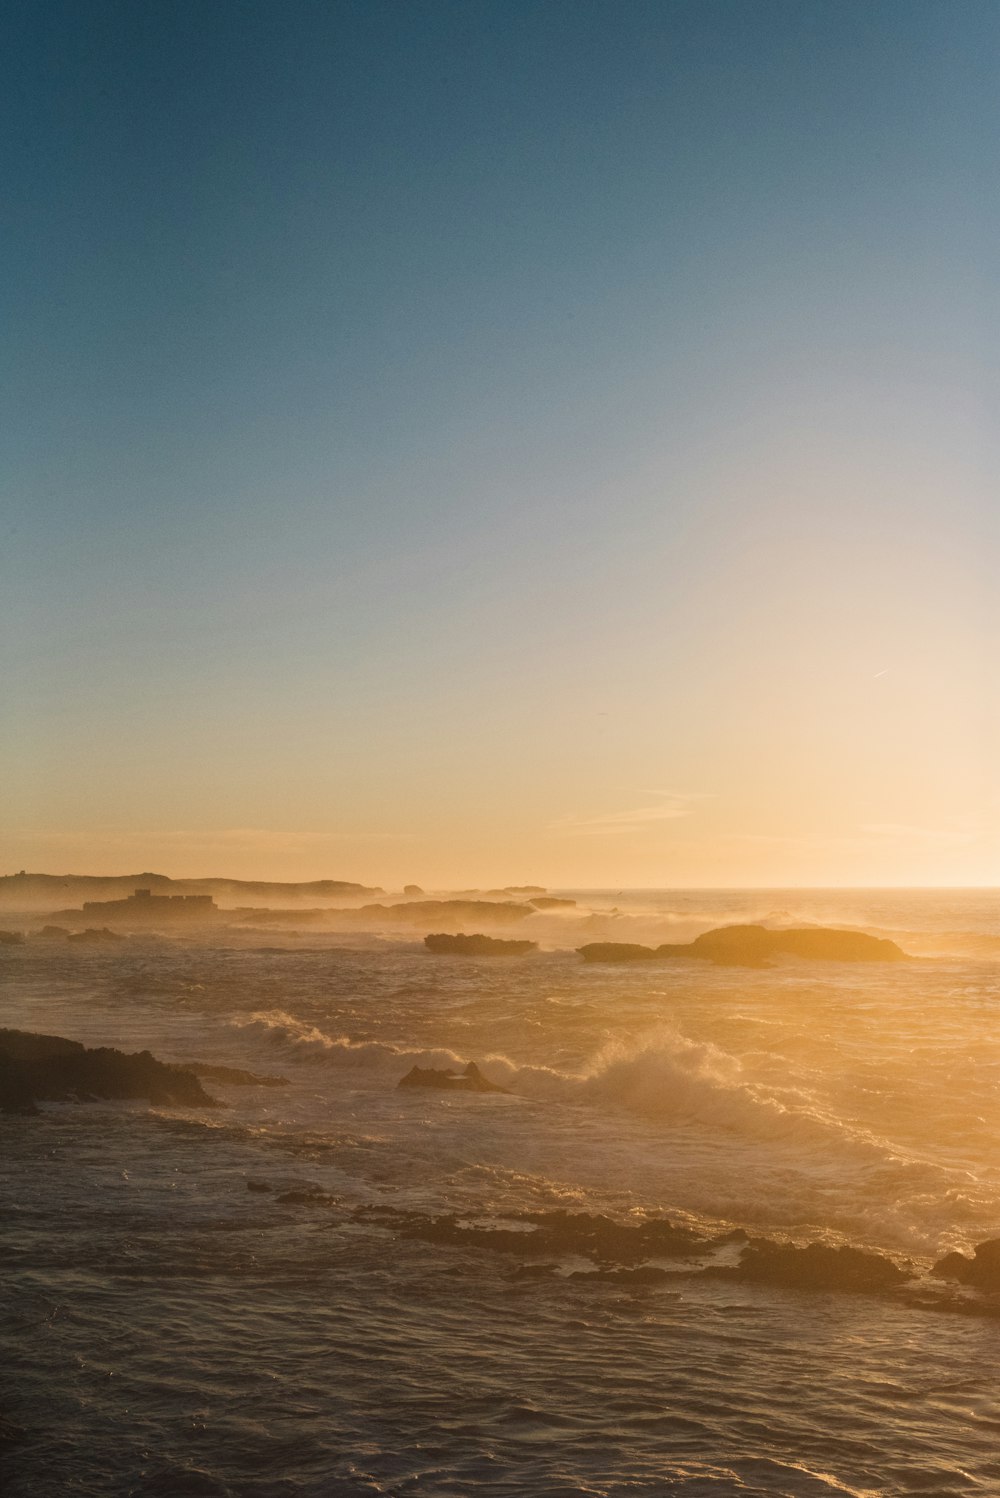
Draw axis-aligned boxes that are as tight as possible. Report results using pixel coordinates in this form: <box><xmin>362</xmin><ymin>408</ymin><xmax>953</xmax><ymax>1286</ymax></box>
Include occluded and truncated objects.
<box><xmin>2</xmin><ymin>0</ymin><xmax>997</xmax><ymax>888</ymax></box>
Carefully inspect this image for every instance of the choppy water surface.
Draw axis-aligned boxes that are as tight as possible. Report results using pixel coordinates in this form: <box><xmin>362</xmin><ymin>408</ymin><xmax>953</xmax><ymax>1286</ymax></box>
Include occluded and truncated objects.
<box><xmin>2</xmin><ymin>889</ymin><xmax>999</xmax><ymax>1495</ymax></box>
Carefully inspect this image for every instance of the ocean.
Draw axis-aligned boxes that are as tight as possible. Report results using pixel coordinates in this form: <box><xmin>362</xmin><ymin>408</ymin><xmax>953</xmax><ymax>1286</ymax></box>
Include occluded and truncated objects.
<box><xmin>2</xmin><ymin>889</ymin><xmax>999</xmax><ymax>1497</ymax></box>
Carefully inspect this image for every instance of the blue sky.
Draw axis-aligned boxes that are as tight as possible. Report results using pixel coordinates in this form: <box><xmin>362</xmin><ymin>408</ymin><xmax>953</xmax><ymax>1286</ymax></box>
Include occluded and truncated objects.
<box><xmin>2</xmin><ymin>0</ymin><xmax>997</xmax><ymax>884</ymax></box>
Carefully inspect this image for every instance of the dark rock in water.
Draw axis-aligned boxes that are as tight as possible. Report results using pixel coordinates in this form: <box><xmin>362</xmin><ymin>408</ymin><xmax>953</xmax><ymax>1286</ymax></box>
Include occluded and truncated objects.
<box><xmin>732</xmin><ymin>1240</ymin><xmax>912</xmax><ymax>1293</ymax></box>
<box><xmin>931</xmin><ymin>1250</ymin><xmax>974</xmax><ymax>1282</ymax></box>
<box><xmin>529</xmin><ymin>897</ymin><xmax>577</xmax><ymax>910</ymax></box>
<box><xmin>0</xmin><ymin>1028</ymin><xmax>218</xmax><ymax>1113</ymax></box>
<box><xmin>398</xmin><ymin>1061</ymin><xmax>509</xmax><ymax>1093</ymax></box>
<box><xmin>931</xmin><ymin>1238</ymin><xmax>1000</xmax><ymax>1291</ymax></box>
<box><xmin>67</xmin><ymin>926</ymin><xmax>125</xmax><ymax>944</ymax></box>
<box><xmin>369</xmin><ymin>1205</ymin><xmax>706</xmax><ymax>1267</ymax></box>
<box><xmin>246</xmin><ymin>1180</ymin><xmax>273</xmax><ymax>1193</ymax></box>
<box><xmin>34</xmin><ymin>925</ymin><xmax>70</xmax><ymax>940</ymax></box>
<box><xmin>185</xmin><ymin>1062</ymin><xmax>289</xmax><ymax>1087</ymax></box>
<box><xmin>403</xmin><ymin>884</ymin><xmax>425</xmax><ymax>896</ymax></box>
<box><xmin>424</xmin><ymin>932</ymin><xmax>537</xmax><ymax>956</ymax></box>
<box><xmin>579</xmin><ymin>925</ymin><xmax>906</xmax><ymax>966</ymax></box>
<box><xmin>578</xmin><ymin>942</ymin><xmax>660</xmax><ymax>963</ymax></box>
<box><xmin>0</xmin><ymin>930</ymin><xmax>25</xmax><ymax>945</ymax></box>
<box><xmin>692</xmin><ymin>924</ymin><xmax>905</xmax><ymax>964</ymax></box>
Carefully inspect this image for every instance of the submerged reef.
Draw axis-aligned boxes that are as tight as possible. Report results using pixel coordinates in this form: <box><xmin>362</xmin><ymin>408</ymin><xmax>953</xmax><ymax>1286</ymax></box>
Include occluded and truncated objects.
<box><xmin>424</xmin><ymin>932</ymin><xmax>538</xmax><ymax>956</ymax></box>
<box><xmin>579</xmin><ymin>924</ymin><xmax>906</xmax><ymax>966</ymax></box>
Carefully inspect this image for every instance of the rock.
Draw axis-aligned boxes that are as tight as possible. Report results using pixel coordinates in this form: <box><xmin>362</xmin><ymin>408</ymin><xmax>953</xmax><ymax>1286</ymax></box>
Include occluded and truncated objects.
<box><xmin>733</xmin><ymin>1240</ymin><xmax>912</xmax><ymax>1293</ymax></box>
<box><xmin>34</xmin><ymin>925</ymin><xmax>70</xmax><ymax>940</ymax></box>
<box><xmin>578</xmin><ymin>943</ymin><xmax>660</xmax><ymax>963</ymax></box>
<box><xmin>398</xmin><ymin>1061</ymin><xmax>509</xmax><ymax>1093</ymax></box>
<box><xmin>931</xmin><ymin>1238</ymin><xmax>1000</xmax><ymax>1291</ymax></box>
<box><xmin>0</xmin><ymin>1028</ymin><xmax>219</xmax><ymax>1113</ymax></box>
<box><xmin>930</xmin><ymin>1250</ymin><xmax>974</xmax><ymax>1283</ymax></box>
<box><xmin>579</xmin><ymin>925</ymin><xmax>906</xmax><ymax>966</ymax></box>
<box><xmin>691</xmin><ymin>925</ymin><xmax>905</xmax><ymax>964</ymax></box>
<box><xmin>403</xmin><ymin>884</ymin><xmax>425</xmax><ymax>896</ymax></box>
<box><xmin>529</xmin><ymin>897</ymin><xmax>577</xmax><ymax>909</ymax></box>
<box><xmin>424</xmin><ymin>932</ymin><xmax>538</xmax><ymax>956</ymax></box>
<box><xmin>67</xmin><ymin>927</ymin><xmax>125</xmax><ymax>944</ymax></box>
<box><xmin>0</xmin><ymin>930</ymin><xmax>25</xmax><ymax>945</ymax></box>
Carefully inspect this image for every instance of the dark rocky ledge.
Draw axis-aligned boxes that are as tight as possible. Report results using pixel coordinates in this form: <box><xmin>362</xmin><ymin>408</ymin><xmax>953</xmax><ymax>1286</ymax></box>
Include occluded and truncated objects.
<box><xmin>719</xmin><ymin>1239</ymin><xmax>913</xmax><ymax>1292</ymax></box>
<box><xmin>579</xmin><ymin>924</ymin><xmax>906</xmax><ymax>966</ymax></box>
<box><xmin>398</xmin><ymin>1061</ymin><xmax>509</xmax><ymax>1093</ymax></box>
<box><xmin>0</xmin><ymin>1028</ymin><xmax>219</xmax><ymax>1114</ymax></box>
<box><xmin>237</xmin><ymin>1192</ymin><xmax>1000</xmax><ymax>1316</ymax></box>
<box><xmin>424</xmin><ymin>932</ymin><xmax>538</xmax><ymax>956</ymax></box>
<box><xmin>363</xmin><ymin>1206</ymin><xmax>916</xmax><ymax>1297</ymax></box>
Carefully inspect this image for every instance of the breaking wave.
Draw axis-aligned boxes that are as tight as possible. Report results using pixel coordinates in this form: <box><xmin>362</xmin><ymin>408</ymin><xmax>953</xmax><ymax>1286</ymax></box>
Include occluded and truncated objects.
<box><xmin>234</xmin><ymin>1011</ymin><xmax>945</xmax><ymax>1173</ymax></box>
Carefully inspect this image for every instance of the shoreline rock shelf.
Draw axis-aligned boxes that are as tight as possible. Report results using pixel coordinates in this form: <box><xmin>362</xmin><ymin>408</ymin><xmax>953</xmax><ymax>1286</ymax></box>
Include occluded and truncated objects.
<box><xmin>0</xmin><ymin>1028</ymin><xmax>219</xmax><ymax>1114</ymax></box>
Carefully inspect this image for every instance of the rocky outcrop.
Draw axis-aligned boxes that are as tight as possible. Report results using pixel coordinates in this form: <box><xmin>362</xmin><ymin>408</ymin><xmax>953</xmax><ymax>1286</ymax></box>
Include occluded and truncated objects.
<box><xmin>67</xmin><ymin>927</ymin><xmax>125</xmax><ymax>944</ymax></box>
<box><xmin>579</xmin><ymin>925</ymin><xmax>906</xmax><ymax>965</ymax></box>
<box><xmin>398</xmin><ymin>1061</ymin><xmax>508</xmax><ymax>1093</ymax></box>
<box><xmin>0</xmin><ymin>930</ymin><xmax>25</xmax><ymax>945</ymax></box>
<box><xmin>424</xmin><ymin>932</ymin><xmax>538</xmax><ymax>956</ymax></box>
<box><xmin>529</xmin><ymin>897</ymin><xmax>577</xmax><ymax>910</ymax></box>
<box><xmin>578</xmin><ymin>942</ymin><xmax>659</xmax><ymax>963</ymax></box>
<box><xmin>931</xmin><ymin>1238</ymin><xmax>1000</xmax><ymax>1291</ymax></box>
<box><xmin>730</xmin><ymin>1240</ymin><xmax>912</xmax><ymax>1293</ymax></box>
<box><xmin>0</xmin><ymin>1029</ymin><xmax>218</xmax><ymax>1114</ymax></box>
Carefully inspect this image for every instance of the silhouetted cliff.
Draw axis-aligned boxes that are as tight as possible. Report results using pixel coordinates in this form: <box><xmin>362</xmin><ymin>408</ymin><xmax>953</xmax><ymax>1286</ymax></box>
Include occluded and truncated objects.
<box><xmin>0</xmin><ymin>871</ymin><xmax>383</xmax><ymax>912</ymax></box>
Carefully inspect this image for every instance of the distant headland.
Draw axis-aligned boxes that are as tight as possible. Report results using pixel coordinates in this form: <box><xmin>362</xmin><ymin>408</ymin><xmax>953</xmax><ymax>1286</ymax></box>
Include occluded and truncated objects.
<box><xmin>0</xmin><ymin>871</ymin><xmax>383</xmax><ymax>912</ymax></box>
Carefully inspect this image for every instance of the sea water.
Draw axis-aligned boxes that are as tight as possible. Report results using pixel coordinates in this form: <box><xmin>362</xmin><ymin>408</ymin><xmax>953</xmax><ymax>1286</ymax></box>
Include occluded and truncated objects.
<box><xmin>2</xmin><ymin>890</ymin><xmax>999</xmax><ymax>1496</ymax></box>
